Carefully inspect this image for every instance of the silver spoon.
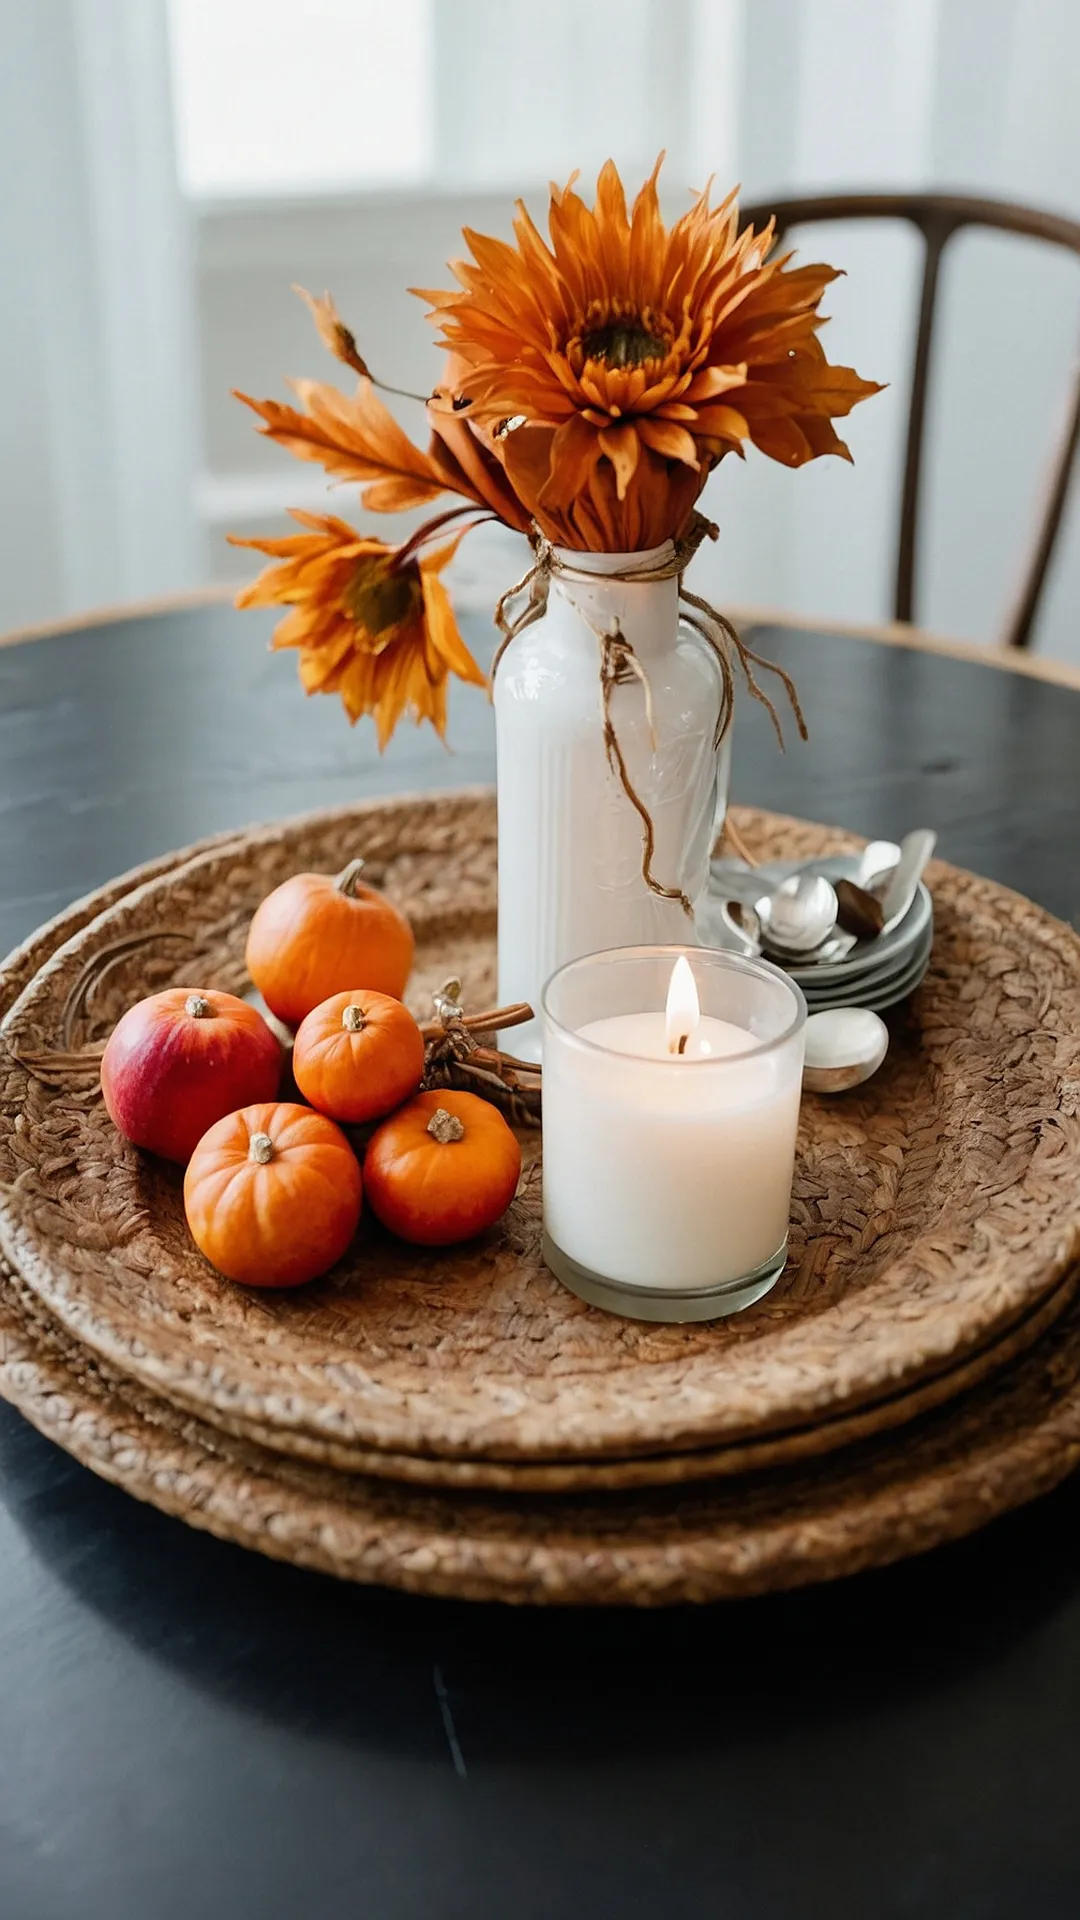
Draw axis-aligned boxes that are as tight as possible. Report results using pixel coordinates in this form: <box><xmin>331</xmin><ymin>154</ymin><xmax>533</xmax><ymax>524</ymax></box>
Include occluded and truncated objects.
<box><xmin>711</xmin><ymin>869</ymin><xmax>839</xmax><ymax>960</ymax></box>
<box><xmin>802</xmin><ymin>1007</ymin><xmax>889</xmax><ymax>1093</ymax></box>
<box><xmin>755</xmin><ymin>873</ymin><xmax>840</xmax><ymax>957</ymax></box>
<box><xmin>720</xmin><ymin>887</ymin><xmax>861</xmax><ymax>968</ymax></box>
<box><xmin>712</xmin><ymin>833</ymin><xmax>931</xmax><ymax>967</ymax></box>
<box><xmin>876</xmin><ymin>829</ymin><xmax>936</xmax><ymax>934</ymax></box>
<box><xmin>859</xmin><ymin>839</ymin><xmax>902</xmax><ymax>889</ymax></box>
<box><xmin>802</xmin><ymin>841</ymin><xmax>902</xmax><ymax>963</ymax></box>
<box><xmin>798</xmin><ymin>833</ymin><xmax>932</xmax><ymax>964</ymax></box>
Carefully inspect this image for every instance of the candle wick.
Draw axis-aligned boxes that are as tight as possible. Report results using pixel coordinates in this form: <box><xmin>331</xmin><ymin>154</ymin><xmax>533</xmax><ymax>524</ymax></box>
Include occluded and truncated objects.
<box><xmin>676</xmin><ymin>1033</ymin><xmax>688</xmax><ymax>1056</ymax></box>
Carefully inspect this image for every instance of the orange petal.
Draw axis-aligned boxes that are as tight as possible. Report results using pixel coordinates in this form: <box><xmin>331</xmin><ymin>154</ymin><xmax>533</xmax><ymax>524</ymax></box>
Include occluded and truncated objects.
<box><xmin>746</xmin><ymin>414</ymin><xmax>814</xmax><ymax>465</ymax></box>
<box><xmin>235</xmin><ymin>383</ymin><xmax>452</xmax><ymax>506</ymax></box>
<box><xmin>688</xmin><ymin>403</ymin><xmax>749</xmax><ymax>441</ymax></box>
<box><xmin>500</xmin><ymin>425</ymin><xmax>561</xmax><ymax>528</ymax></box>
<box><xmin>538</xmin><ymin>414</ymin><xmax>603</xmax><ymax>511</ymax></box>
<box><xmin>684</xmin><ymin>363</ymin><xmax>749</xmax><ymax>402</ymax></box>
<box><xmin>428</xmin><ymin>407</ymin><xmax>535</xmax><ymax>531</ymax></box>
<box><xmin>597</xmin><ymin>422</ymin><xmax>641</xmax><ymax>501</ymax></box>
<box><xmin>419</xmin><ymin>568</ymin><xmax>486</xmax><ymax>685</ymax></box>
<box><xmin>634</xmin><ymin>419</ymin><xmax>699</xmax><ymax>467</ymax></box>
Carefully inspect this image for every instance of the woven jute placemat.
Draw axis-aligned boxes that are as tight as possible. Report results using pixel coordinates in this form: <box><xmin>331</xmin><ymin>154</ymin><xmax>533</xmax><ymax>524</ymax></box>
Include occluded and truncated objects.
<box><xmin>2</xmin><ymin>791</ymin><xmax>1079</xmax><ymax>1478</ymax></box>
<box><xmin>1</xmin><ymin>815</ymin><xmax>1080</xmax><ymax>1602</ymax></box>
<box><xmin>3</xmin><ymin>1242</ymin><xmax>1080</xmax><ymax>1603</ymax></box>
<box><xmin>0</xmin><ymin>830</ymin><xmax>1071</xmax><ymax>1497</ymax></box>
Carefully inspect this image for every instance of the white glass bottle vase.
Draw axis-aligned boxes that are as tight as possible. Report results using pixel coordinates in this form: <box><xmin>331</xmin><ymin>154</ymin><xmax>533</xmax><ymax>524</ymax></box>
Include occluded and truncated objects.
<box><xmin>495</xmin><ymin>543</ymin><xmax>731</xmax><ymax>1058</ymax></box>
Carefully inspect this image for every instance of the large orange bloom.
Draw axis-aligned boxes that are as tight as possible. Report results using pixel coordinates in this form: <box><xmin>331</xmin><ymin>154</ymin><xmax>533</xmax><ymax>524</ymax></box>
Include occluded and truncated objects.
<box><xmin>229</xmin><ymin>512</ymin><xmax>485</xmax><ymax>746</ymax></box>
<box><xmin>230</xmin><ymin>166</ymin><xmax>883</xmax><ymax>740</ymax></box>
<box><xmin>420</xmin><ymin>158</ymin><xmax>882</xmax><ymax>549</ymax></box>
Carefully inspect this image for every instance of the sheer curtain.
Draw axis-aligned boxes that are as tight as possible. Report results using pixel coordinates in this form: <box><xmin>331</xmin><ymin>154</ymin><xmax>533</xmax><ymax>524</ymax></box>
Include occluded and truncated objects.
<box><xmin>2</xmin><ymin>0</ymin><xmax>1078</xmax><ymax>658</ymax></box>
<box><xmin>0</xmin><ymin>0</ymin><xmax>199</xmax><ymax>629</ymax></box>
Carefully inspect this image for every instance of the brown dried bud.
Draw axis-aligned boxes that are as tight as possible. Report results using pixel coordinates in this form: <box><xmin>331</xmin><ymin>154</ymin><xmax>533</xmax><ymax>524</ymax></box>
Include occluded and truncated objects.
<box><xmin>294</xmin><ymin>285</ymin><xmax>372</xmax><ymax>380</ymax></box>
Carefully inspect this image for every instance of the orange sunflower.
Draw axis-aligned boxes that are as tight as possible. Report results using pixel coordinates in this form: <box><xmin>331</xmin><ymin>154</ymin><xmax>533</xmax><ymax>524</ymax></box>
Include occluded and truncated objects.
<box><xmin>231</xmin><ymin>159</ymin><xmax>881</xmax><ymax>739</ymax></box>
<box><xmin>419</xmin><ymin>157</ymin><xmax>882</xmax><ymax>548</ymax></box>
<box><xmin>229</xmin><ymin>512</ymin><xmax>485</xmax><ymax>746</ymax></box>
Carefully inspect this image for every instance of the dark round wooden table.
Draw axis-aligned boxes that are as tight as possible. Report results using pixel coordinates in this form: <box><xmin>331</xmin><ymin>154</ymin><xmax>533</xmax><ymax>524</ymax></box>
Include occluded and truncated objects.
<box><xmin>2</xmin><ymin>600</ymin><xmax>1080</xmax><ymax>1920</ymax></box>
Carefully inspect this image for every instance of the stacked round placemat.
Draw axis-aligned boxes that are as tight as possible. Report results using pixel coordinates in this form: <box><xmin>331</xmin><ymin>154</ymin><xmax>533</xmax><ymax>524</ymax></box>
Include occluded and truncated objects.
<box><xmin>2</xmin><ymin>792</ymin><xmax>1080</xmax><ymax>1604</ymax></box>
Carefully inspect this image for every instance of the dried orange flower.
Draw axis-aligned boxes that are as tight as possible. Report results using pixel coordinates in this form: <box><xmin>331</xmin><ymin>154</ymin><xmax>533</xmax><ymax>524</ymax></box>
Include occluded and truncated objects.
<box><xmin>235</xmin><ymin>377</ymin><xmax>450</xmax><ymax>513</ymax></box>
<box><xmin>418</xmin><ymin>157</ymin><xmax>882</xmax><ymax>548</ymax></box>
<box><xmin>229</xmin><ymin>512</ymin><xmax>485</xmax><ymax>747</ymax></box>
<box><xmin>236</xmin><ymin>323</ymin><xmax>532</xmax><ymax>530</ymax></box>
<box><xmin>231</xmin><ymin>159</ymin><xmax>881</xmax><ymax>740</ymax></box>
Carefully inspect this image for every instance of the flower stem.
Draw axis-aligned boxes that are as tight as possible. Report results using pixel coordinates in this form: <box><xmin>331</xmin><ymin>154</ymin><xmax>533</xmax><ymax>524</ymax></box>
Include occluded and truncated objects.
<box><xmin>391</xmin><ymin>506</ymin><xmax>494</xmax><ymax>573</ymax></box>
<box><xmin>372</xmin><ymin>377</ymin><xmax>433</xmax><ymax>405</ymax></box>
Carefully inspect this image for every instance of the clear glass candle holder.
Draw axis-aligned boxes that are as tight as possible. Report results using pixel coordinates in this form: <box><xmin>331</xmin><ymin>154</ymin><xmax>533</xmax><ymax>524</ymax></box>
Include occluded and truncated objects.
<box><xmin>541</xmin><ymin>946</ymin><xmax>807</xmax><ymax>1323</ymax></box>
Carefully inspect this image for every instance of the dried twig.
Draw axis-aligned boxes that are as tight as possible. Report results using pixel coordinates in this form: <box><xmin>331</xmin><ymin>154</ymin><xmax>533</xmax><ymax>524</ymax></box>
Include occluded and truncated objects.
<box><xmin>420</xmin><ymin>979</ymin><xmax>541</xmax><ymax>1126</ymax></box>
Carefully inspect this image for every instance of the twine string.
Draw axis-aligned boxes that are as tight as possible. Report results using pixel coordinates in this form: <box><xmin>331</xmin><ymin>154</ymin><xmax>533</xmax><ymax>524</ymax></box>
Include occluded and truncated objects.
<box><xmin>492</xmin><ymin>512</ymin><xmax>805</xmax><ymax>915</ymax></box>
<box><xmin>597</xmin><ymin>631</ymin><xmax>693</xmax><ymax>914</ymax></box>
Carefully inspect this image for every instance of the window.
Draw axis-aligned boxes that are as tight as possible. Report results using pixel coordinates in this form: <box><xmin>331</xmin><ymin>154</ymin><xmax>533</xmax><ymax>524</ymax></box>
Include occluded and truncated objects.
<box><xmin>170</xmin><ymin>0</ymin><xmax>741</xmax><ymax>598</ymax></box>
<box><xmin>168</xmin><ymin>0</ymin><xmax>736</xmax><ymax>200</ymax></box>
<box><xmin>168</xmin><ymin>0</ymin><xmax>434</xmax><ymax>197</ymax></box>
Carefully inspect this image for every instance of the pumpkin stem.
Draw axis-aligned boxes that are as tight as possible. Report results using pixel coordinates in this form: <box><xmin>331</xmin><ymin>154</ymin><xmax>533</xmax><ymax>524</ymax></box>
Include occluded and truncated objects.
<box><xmin>248</xmin><ymin>1131</ymin><xmax>275</xmax><ymax>1164</ymax></box>
<box><xmin>336</xmin><ymin>859</ymin><xmax>366</xmax><ymax>898</ymax></box>
<box><xmin>185</xmin><ymin>994</ymin><xmax>212</xmax><ymax>1019</ymax></box>
<box><xmin>427</xmin><ymin>1107</ymin><xmax>465</xmax><ymax>1145</ymax></box>
<box><xmin>342</xmin><ymin>1003</ymin><xmax>366</xmax><ymax>1033</ymax></box>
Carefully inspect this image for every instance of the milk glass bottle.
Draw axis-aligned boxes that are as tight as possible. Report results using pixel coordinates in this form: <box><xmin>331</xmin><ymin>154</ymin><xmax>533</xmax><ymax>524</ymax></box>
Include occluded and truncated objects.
<box><xmin>494</xmin><ymin>542</ymin><xmax>731</xmax><ymax>1058</ymax></box>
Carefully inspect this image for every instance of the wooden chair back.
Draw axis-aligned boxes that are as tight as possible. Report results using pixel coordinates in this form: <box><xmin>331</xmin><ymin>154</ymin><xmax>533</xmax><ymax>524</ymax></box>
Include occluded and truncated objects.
<box><xmin>742</xmin><ymin>192</ymin><xmax>1080</xmax><ymax>648</ymax></box>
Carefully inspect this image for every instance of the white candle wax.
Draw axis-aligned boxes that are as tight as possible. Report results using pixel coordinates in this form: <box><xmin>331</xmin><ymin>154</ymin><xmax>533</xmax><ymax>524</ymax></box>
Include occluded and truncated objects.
<box><xmin>576</xmin><ymin>1011</ymin><xmax>754</xmax><ymax>1062</ymax></box>
<box><xmin>543</xmin><ymin>1009</ymin><xmax>802</xmax><ymax>1292</ymax></box>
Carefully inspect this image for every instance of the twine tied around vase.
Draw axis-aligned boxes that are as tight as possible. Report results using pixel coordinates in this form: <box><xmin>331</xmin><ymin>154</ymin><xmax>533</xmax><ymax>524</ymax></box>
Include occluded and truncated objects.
<box><xmin>492</xmin><ymin>511</ymin><xmax>806</xmax><ymax>918</ymax></box>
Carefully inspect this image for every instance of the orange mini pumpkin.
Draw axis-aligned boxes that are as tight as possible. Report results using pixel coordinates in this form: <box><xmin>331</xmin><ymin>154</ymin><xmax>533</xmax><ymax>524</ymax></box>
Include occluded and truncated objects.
<box><xmin>293</xmin><ymin>989</ymin><xmax>425</xmax><ymax>1124</ymax></box>
<box><xmin>100</xmin><ymin>988</ymin><xmax>282</xmax><ymax>1164</ymax></box>
<box><xmin>183</xmin><ymin>1102</ymin><xmax>362</xmax><ymax>1288</ymax></box>
<box><xmin>246</xmin><ymin>858</ymin><xmax>413</xmax><ymax>1029</ymax></box>
<box><xmin>363</xmin><ymin>1090</ymin><xmax>521</xmax><ymax>1247</ymax></box>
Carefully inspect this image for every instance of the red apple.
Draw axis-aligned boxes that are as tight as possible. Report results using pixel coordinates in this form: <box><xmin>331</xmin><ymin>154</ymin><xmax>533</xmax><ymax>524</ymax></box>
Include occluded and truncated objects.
<box><xmin>100</xmin><ymin>988</ymin><xmax>282</xmax><ymax>1163</ymax></box>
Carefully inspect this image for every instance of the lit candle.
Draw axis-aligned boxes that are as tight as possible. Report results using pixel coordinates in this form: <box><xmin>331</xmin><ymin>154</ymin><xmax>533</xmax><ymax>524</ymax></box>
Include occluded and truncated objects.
<box><xmin>541</xmin><ymin>947</ymin><xmax>806</xmax><ymax>1322</ymax></box>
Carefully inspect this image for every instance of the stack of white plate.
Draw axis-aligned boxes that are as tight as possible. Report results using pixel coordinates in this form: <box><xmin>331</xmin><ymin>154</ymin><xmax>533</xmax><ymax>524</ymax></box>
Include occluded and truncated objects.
<box><xmin>701</xmin><ymin>851</ymin><xmax>933</xmax><ymax>1014</ymax></box>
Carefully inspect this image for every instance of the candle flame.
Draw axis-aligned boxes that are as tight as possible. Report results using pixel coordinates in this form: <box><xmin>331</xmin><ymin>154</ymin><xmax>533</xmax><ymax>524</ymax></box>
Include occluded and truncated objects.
<box><xmin>665</xmin><ymin>955</ymin><xmax>700</xmax><ymax>1054</ymax></box>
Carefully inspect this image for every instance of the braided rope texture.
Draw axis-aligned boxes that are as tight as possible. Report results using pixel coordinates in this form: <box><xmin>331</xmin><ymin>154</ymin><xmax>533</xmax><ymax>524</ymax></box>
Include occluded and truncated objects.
<box><xmin>1</xmin><ymin>791</ymin><xmax>1079</xmax><ymax>1470</ymax></box>
<box><xmin>1</xmin><ymin>799</ymin><xmax>1080</xmax><ymax>1598</ymax></box>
